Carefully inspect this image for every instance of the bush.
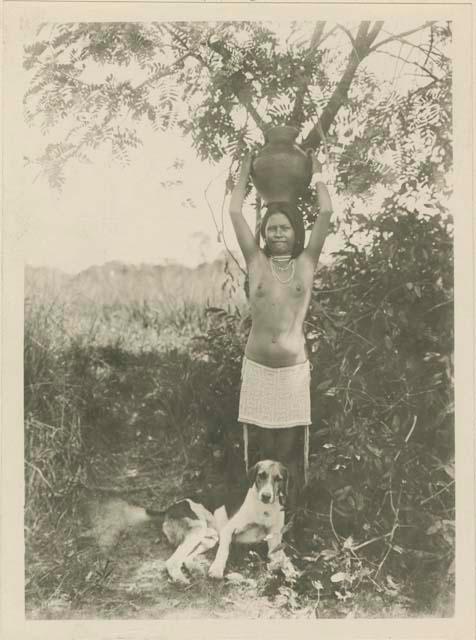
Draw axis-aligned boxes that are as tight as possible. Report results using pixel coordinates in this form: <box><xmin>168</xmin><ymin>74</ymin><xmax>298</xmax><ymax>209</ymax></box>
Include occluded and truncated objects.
<box><xmin>192</xmin><ymin>306</ymin><xmax>248</xmax><ymax>447</ymax></box>
<box><xmin>304</xmin><ymin>204</ymin><xmax>454</xmax><ymax>588</ymax></box>
<box><xmin>198</xmin><ymin>204</ymin><xmax>454</xmax><ymax>597</ymax></box>
<box><xmin>24</xmin><ymin>203</ymin><xmax>454</xmax><ymax>611</ymax></box>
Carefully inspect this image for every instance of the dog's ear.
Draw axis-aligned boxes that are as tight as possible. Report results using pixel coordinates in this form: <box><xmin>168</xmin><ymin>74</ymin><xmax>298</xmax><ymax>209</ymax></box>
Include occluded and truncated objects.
<box><xmin>247</xmin><ymin>462</ymin><xmax>260</xmax><ymax>487</ymax></box>
<box><xmin>278</xmin><ymin>464</ymin><xmax>289</xmax><ymax>504</ymax></box>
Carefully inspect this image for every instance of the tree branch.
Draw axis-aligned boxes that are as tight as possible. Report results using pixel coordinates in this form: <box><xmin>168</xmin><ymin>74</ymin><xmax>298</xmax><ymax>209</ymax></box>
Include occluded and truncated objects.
<box><xmin>206</xmin><ymin>35</ymin><xmax>267</xmax><ymax>131</ymax></box>
<box><xmin>387</xmin><ymin>35</ymin><xmax>448</xmax><ymax>67</ymax></box>
<box><xmin>374</xmin><ymin>49</ymin><xmax>440</xmax><ymax>82</ymax></box>
<box><xmin>299</xmin><ymin>20</ymin><xmax>436</xmax><ymax>151</ymax></box>
<box><xmin>289</xmin><ymin>21</ymin><xmax>326</xmax><ymax>127</ymax></box>
<box><xmin>366</xmin><ymin>21</ymin><xmax>385</xmax><ymax>47</ymax></box>
<box><xmin>231</xmin><ymin>78</ymin><xmax>267</xmax><ymax>131</ymax></box>
<box><xmin>317</xmin><ymin>25</ymin><xmax>339</xmax><ymax>48</ymax></box>
<box><xmin>406</xmin><ymin>77</ymin><xmax>440</xmax><ymax>101</ymax></box>
<box><xmin>301</xmin><ymin>30</ymin><xmax>367</xmax><ymax>148</ymax></box>
<box><xmin>369</xmin><ymin>21</ymin><xmax>435</xmax><ymax>53</ymax></box>
<box><xmin>355</xmin><ymin>21</ymin><xmax>371</xmax><ymax>44</ymax></box>
<box><xmin>310</xmin><ymin>20</ymin><xmax>327</xmax><ymax>49</ymax></box>
<box><xmin>290</xmin><ymin>22</ymin><xmax>383</xmax><ymax>133</ymax></box>
<box><xmin>420</xmin><ymin>480</ymin><xmax>454</xmax><ymax>506</ymax></box>
<box><xmin>163</xmin><ymin>24</ymin><xmax>267</xmax><ymax>131</ymax></box>
<box><xmin>301</xmin><ymin>21</ymin><xmax>385</xmax><ymax>149</ymax></box>
<box><xmin>422</xmin><ymin>24</ymin><xmax>434</xmax><ymax>69</ymax></box>
<box><xmin>336</xmin><ymin>24</ymin><xmax>356</xmax><ymax>49</ymax></box>
<box><xmin>134</xmin><ymin>52</ymin><xmax>192</xmax><ymax>91</ymax></box>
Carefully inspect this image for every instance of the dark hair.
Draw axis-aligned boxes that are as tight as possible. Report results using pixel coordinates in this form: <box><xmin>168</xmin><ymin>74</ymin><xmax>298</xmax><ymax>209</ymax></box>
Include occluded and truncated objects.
<box><xmin>260</xmin><ymin>202</ymin><xmax>305</xmax><ymax>258</ymax></box>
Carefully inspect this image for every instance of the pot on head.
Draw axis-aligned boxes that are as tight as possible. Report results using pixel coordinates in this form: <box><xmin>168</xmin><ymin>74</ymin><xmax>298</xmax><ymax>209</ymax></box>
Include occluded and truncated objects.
<box><xmin>251</xmin><ymin>125</ymin><xmax>312</xmax><ymax>204</ymax></box>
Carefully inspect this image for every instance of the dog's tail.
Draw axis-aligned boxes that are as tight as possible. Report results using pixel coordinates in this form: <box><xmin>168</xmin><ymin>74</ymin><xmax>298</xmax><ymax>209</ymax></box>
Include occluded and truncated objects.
<box><xmin>84</xmin><ymin>498</ymin><xmax>166</xmax><ymax>553</ymax></box>
<box><xmin>145</xmin><ymin>507</ymin><xmax>167</xmax><ymax>520</ymax></box>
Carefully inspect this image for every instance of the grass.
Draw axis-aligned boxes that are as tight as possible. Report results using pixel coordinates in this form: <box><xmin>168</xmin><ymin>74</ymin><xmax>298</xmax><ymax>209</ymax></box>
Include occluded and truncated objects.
<box><xmin>24</xmin><ymin>275</ymin><xmax>454</xmax><ymax>619</ymax></box>
<box><xmin>24</xmin><ymin>275</ymin><xmax>232</xmax><ymax>614</ymax></box>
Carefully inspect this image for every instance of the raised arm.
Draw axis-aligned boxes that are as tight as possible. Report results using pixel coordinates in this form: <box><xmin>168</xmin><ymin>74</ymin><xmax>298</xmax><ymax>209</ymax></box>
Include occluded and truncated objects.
<box><xmin>229</xmin><ymin>154</ymin><xmax>260</xmax><ymax>265</ymax></box>
<box><xmin>304</xmin><ymin>156</ymin><xmax>333</xmax><ymax>266</ymax></box>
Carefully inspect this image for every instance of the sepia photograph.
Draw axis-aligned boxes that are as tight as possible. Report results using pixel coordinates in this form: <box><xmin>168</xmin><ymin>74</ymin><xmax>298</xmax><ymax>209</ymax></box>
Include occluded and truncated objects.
<box><xmin>1</xmin><ymin>2</ymin><xmax>474</xmax><ymax>637</ymax></box>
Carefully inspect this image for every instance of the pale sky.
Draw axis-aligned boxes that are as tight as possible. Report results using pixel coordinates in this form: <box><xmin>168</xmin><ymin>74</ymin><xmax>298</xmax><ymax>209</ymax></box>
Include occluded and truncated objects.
<box><xmin>19</xmin><ymin>128</ymin><xmax>244</xmax><ymax>272</ymax></box>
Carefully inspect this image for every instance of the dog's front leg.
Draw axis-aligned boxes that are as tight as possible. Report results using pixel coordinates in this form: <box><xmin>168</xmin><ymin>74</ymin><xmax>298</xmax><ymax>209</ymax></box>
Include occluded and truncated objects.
<box><xmin>267</xmin><ymin>530</ymin><xmax>298</xmax><ymax>577</ymax></box>
<box><xmin>267</xmin><ymin>530</ymin><xmax>283</xmax><ymax>557</ymax></box>
<box><xmin>267</xmin><ymin>530</ymin><xmax>287</xmax><ymax>570</ymax></box>
<box><xmin>267</xmin><ymin>510</ymin><xmax>285</xmax><ymax>556</ymax></box>
<box><xmin>267</xmin><ymin>513</ymin><xmax>288</xmax><ymax>570</ymax></box>
<box><xmin>208</xmin><ymin>524</ymin><xmax>234</xmax><ymax>580</ymax></box>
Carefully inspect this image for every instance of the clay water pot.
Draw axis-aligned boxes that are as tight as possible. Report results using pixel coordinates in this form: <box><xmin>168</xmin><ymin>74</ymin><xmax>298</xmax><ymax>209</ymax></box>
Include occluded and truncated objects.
<box><xmin>251</xmin><ymin>125</ymin><xmax>312</xmax><ymax>204</ymax></box>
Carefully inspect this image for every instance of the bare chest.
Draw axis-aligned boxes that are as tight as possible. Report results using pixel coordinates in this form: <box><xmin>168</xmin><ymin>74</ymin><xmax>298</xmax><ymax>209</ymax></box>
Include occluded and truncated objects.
<box><xmin>249</xmin><ymin>261</ymin><xmax>312</xmax><ymax>306</ymax></box>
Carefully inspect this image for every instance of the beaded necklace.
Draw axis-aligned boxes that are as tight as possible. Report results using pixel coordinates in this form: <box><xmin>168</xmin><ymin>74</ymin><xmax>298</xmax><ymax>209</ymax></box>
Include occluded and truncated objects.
<box><xmin>269</xmin><ymin>255</ymin><xmax>295</xmax><ymax>285</ymax></box>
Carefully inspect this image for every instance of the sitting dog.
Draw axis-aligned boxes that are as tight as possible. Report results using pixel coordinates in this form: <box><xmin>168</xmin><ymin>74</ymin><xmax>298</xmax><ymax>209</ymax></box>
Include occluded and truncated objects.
<box><xmin>146</xmin><ymin>459</ymin><xmax>288</xmax><ymax>582</ymax></box>
<box><xmin>208</xmin><ymin>459</ymin><xmax>288</xmax><ymax>579</ymax></box>
<box><xmin>86</xmin><ymin>460</ymin><xmax>289</xmax><ymax>584</ymax></box>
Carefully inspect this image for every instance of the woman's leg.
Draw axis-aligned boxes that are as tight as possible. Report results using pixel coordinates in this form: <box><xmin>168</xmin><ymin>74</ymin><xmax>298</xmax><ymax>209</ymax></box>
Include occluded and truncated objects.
<box><xmin>255</xmin><ymin>426</ymin><xmax>276</xmax><ymax>461</ymax></box>
<box><xmin>245</xmin><ymin>425</ymin><xmax>275</xmax><ymax>468</ymax></box>
<box><xmin>273</xmin><ymin>427</ymin><xmax>303</xmax><ymax>511</ymax></box>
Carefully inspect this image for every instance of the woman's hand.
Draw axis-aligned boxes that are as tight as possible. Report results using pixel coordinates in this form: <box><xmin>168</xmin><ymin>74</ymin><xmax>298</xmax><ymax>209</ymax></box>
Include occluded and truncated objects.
<box><xmin>310</xmin><ymin>152</ymin><xmax>323</xmax><ymax>176</ymax></box>
<box><xmin>227</xmin><ymin>152</ymin><xmax>253</xmax><ymax>193</ymax></box>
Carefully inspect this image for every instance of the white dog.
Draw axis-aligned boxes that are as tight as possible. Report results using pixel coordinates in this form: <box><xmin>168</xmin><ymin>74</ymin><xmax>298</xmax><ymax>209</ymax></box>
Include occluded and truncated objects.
<box><xmin>88</xmin><ymin>460</ymin><xmax>289</xmax><ymax>584</ymax></box>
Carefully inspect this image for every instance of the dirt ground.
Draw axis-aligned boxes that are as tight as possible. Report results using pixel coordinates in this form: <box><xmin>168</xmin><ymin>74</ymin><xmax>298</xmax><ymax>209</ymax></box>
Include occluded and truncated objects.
<box><xmin>25</xmin><ymin>431</ymin><xmax>453</xmax><ymax>620</ymax></box>
<box><xmin>26</xmin><ymin>515</ymin><xmax>414</xmax><ymax>620</ymax></box>
<box><xmin>26</xmin><ymin>440</ymin><xmax>302</xmax><ymax>619</ymax></box>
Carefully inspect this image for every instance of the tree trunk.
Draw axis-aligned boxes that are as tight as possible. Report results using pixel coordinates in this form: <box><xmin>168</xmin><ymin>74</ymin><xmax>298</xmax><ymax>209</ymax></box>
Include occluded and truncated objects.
<box><xmin>301</xmin><ymin>21</ymin><xmax>384</xmax><ymax>149</ymax></box>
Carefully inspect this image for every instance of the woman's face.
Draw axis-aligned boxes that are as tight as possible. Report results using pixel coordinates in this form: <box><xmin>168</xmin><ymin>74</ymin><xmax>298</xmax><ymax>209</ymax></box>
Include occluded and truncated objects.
<box><xmin>264</xmin><ymin>213</ymin><xmax>295</xmax><ymax>256</ymax></box>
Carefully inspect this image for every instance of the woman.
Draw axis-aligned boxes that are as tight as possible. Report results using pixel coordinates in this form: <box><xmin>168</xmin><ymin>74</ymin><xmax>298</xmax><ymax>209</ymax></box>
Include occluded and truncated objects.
<box><xmin>229</xmin><ymin>152</ymin><xmax>333</xmax><ymax>508</ymax></box>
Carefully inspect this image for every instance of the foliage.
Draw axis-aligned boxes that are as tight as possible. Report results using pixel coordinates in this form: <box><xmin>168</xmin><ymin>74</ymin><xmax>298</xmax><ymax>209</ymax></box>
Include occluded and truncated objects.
<box><xmin>307</xmin><ymin>203</ymin><xmax>453</xmax><ymax>529</ymax></box>
<box><xmin>304</xmin><ymin>212</ymin><xmax>453</xmax><ymax>606</ymax></box>
<box><xmin>24</xmin><ymin>235</ymin><xmax>454</xmax><ymax>612</ymax></box>
<box><xmin>23</xmin><ymin>18</ymin><xmax>454</xmax><ymax>614</ymax></box>
<box><xmin>191</xmin><ymin>306</ymin><xmax>249</xmax><ymax>448</ymax></box>
<box><xmin>334</xmin><ymin>73</ymin><xmax>452</xmax><ymax>199</ymax></box>
<box><xmin>195</xmin><ymin>204</ymin><xmax>454</xmax><ymax>605</ymax></box>
<box><xmin>24</xmin><ymin>20</ymin><xmax>449</xmax><ymax>191</ymax></box>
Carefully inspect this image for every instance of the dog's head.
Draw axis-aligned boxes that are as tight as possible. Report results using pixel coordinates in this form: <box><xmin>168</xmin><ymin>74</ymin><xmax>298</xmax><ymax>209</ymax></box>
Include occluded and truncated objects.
<box><xmin>248</xmin><ymin>460</ymin><xmax>288</xmax><ymax>506</ymax></box>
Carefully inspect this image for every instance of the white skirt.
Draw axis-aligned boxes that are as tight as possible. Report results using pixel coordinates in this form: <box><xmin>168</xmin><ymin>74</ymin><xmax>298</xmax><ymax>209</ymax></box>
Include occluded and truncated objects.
<box><xmin>238</xmin><ymin>357</ymin><xmax>311</xmax><ymax>429</ymax></box>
